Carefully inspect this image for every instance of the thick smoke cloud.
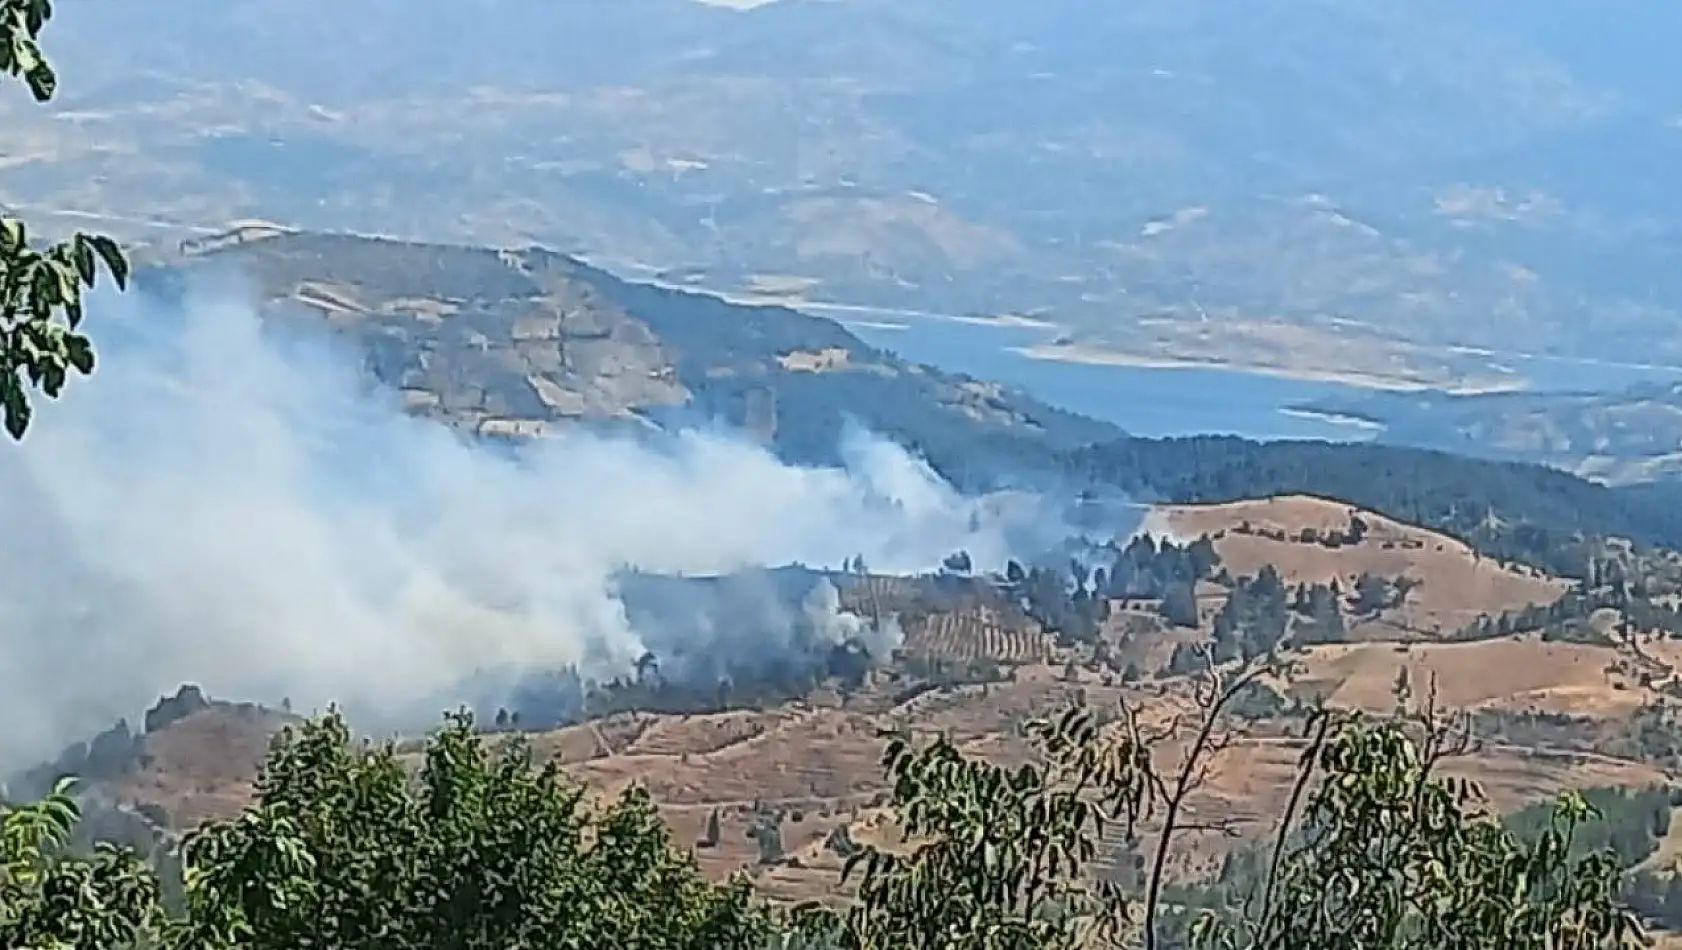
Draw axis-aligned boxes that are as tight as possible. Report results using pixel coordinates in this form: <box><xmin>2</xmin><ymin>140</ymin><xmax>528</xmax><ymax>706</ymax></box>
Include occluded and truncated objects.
<box><xmin>0</xmin><ymin>273</ymin><xmax>1059</xmax><ymax>766</ymax></box>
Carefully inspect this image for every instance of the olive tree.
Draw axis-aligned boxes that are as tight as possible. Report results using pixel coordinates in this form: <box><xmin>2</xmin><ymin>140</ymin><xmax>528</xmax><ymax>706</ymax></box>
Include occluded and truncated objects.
<box><xmin>1</xmin><ymin>0</ymin><xmax>130</xmax><ymax>439</ymax></box>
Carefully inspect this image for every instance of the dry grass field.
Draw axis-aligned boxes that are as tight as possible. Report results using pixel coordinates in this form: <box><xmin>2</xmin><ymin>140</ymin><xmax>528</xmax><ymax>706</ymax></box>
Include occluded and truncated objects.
<box><xmin>1290</xmin><ymin>638</ymin><xmax>1657</xmax><ymax>717</ymax></box>
<box><xmin>1146</xmin><ymin>495</ymin><xmax>1568</xmax><ymax>637</ymax></box>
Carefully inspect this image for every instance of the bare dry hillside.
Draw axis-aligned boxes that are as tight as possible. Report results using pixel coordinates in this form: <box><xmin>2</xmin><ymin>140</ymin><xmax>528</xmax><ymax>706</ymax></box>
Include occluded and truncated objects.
<box><xmin>1290</xmin><ymin>638</ymin><xmax>1654</xmax><ymax>717</ymax></box>
<box><xmin>1146</xmin><ymin>494</ymin><xmax>1568</xmax><ymax>637</ymax></box>
<box><xmin>135</xmin><ymin>230</ymin><xmax>1114</xmax><ymax>456</ymax></box>
<box><xmin>77</xmin><ymin>661</ymin><xmax>1670</xmax><ymax>905</ymax></box>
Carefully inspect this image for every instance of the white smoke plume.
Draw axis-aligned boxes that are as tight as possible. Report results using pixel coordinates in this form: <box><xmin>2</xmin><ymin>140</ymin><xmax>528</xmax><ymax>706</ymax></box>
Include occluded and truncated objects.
<box><xmin>0</xmin><ymin>273</ymin><xmax>1058</xmax><ymax>767</ymax></box>
<box><xmin>801</xmin><ymin>578</ymin><xmax>905</xmax><ymax>659</ymax></box>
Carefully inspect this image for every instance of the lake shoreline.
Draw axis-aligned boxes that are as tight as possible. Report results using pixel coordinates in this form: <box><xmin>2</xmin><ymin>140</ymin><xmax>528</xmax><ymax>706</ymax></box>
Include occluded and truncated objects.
<box><xmin>1012</xmin><ymin>342</ymin><xmax>1525</xmax><ymax>396</ymax></box>
<box><xmin>843</xmin><ymin>317</ymin><xmax>1388</xmax><ymax>441</ymax></box>
<box><xmin>841</xmin><ymin>310</ymin><xmax>1682</xmax><ymax>442</ymax></box>
<box><xmin>1276</xmin><ymin>407</ymin><xmax>1386</xmax><ymax>433</ymax></box>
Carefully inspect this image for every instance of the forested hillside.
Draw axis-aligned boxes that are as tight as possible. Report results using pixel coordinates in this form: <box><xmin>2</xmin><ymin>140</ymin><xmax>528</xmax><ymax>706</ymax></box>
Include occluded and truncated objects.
<box><xmin>1060</xmin><ymin>437</ymin><xmax>1682</xmax><ymax>579</ymax></box>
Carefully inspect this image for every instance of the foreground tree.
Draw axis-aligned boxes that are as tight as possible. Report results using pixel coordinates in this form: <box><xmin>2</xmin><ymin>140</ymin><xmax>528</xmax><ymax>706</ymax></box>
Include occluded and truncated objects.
<box><xmin>791</xmin><ymin>660</ymin><xmax>1647</xmax><ymax>950</ymax></box>
<box><xmin>1</xmin><ymin>0</ymin><xmax>130</xmax><ymax>439</ymax></box>
<box><xmin>172</xmin><ymin>710</ymin><xmax>776</xmax><ymax>950</ymax></box>
<box><xmin>791</xmin><ymin>707</ymin><xmax>1150</xmax><ymax>950</ymax></box>
<box><xmin>2</xmin><ymin>670</ymin><xmax>1650</xmax><ymax>950</ymax></box>
<box><xmin>0</xmin><ymin>778</ymin><xmax>159</xmax><ymax>949</ymax></box>
<box><xmin>4</xmin><ymin>713</ymin><xmax>778</xmax><ymax>950</ymax></box>
<box><xmin>1187</xmin><ymin>714</ymin><xmax>1643</xmax><ymax>950</ymax></box>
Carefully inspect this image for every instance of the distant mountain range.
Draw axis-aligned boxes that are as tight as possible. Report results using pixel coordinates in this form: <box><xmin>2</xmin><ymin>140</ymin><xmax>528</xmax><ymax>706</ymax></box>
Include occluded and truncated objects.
<box><xmin>7</xmin><ymin>0</ymin><xmax>1682</xmax><ymax>389</ymax></box>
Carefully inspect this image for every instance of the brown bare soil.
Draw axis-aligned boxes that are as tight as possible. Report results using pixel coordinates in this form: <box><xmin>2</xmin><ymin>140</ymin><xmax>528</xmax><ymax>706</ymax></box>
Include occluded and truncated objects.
<box><xmin>107</xmin><ymin>703</ymin><xmax>296</xmax><ymax>828</ymax></box>
<box><xmin>1290</xmin><ymin>638</ymin><xmax>1656</xmax><ymax>717</ymax></box>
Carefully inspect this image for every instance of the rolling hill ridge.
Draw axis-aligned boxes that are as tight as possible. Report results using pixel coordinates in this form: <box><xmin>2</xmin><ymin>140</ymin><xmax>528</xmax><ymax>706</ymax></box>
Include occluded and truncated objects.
<box><xmin>140</xmin><ymin>227</ymin><xmax>1118</xmax><ymax>474</ymax></box>
<box><xmin>134</xmin><ymin>226</ymin><xmax>1682</xmax><ymax>575</ymax></box>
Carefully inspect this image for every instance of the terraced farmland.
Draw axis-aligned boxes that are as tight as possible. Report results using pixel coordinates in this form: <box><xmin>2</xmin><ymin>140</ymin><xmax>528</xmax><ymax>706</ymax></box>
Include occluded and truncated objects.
<box><xmin>836</xmin><ymin>575</ymin><xmax>935</xmax><ymax>618</ymax></box>
<box><xmin>905</xmin><ymin>608</ymin><xmax>1051</xmax><ymax>664</ymax></box>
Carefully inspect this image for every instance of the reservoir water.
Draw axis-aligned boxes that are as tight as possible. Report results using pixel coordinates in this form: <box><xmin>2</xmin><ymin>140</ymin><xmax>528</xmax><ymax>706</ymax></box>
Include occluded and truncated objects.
<box><xmin>843</xmin><ymin>315</ymin><xmax>1682</xmax><ymax>442</ymax></box>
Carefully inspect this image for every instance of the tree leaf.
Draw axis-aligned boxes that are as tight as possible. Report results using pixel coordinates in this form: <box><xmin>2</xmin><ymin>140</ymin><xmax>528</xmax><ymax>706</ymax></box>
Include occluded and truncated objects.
<box><xmin>64</xmin><ymin>331</ymin><xmax>93</xmax><ymax>373</ymax></box>
<box><xmin>1</xmin><ymin>372</ymin><xmax>31</xmax><ymax>438</ymax></box>
<box><xmin>85</xmin><ymin>232</ymin><xmax>129</xmax><ymax>288</ymax></box>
